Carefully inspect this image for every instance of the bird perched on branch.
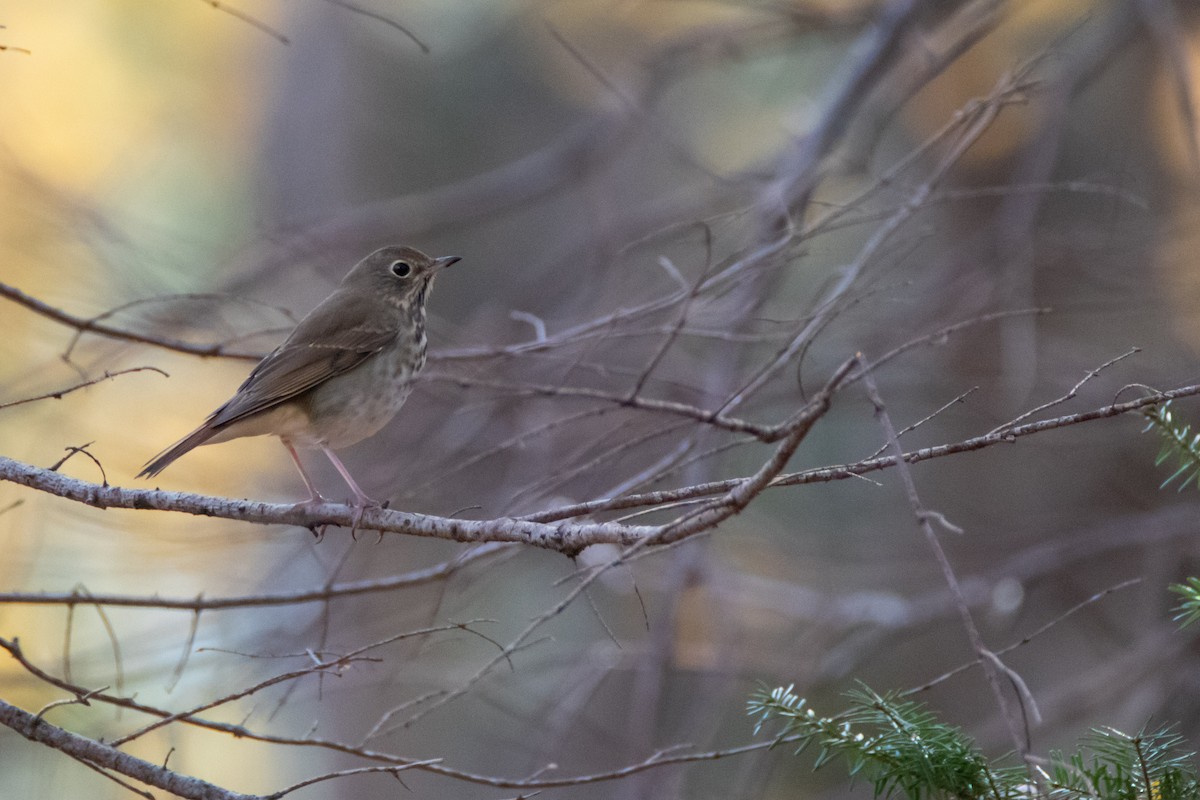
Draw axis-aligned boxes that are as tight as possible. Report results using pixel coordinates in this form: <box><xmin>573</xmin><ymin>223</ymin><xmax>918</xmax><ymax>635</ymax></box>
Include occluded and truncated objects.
<box><xmin>140</xmin><ymin>245</ymin><xmax>460</xmax><ymax>507</ymax></box>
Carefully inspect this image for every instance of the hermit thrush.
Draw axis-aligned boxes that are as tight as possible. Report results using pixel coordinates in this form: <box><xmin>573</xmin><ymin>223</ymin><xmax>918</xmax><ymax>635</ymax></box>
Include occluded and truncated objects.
<box><xmin>139</xmin><ymin>245</ymin><xmax>459</xmax><ymax>505</ymax></box>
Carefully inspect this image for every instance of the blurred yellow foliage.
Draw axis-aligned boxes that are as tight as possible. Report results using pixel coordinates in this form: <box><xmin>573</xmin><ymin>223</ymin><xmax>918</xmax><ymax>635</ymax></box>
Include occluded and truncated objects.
<box><xmin>905</xmin><ymin>0</ymin><xmax>1097</xmax><ymax>169</ymax></box>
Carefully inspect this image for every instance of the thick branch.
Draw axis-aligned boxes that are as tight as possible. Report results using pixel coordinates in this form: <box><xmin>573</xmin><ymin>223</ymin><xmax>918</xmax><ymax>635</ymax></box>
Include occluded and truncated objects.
<box><xmin>5</xmin><ymin>383</ymin><xmax>1196</xmax><ymax>548</ymax></box>
<box><xmin>0</xmin><ymin>697</ymin><xmax>256</xmax><ymax>800</ymax></box>
<box><xmin>0</xmin><ymin>457</ymin><xmax>653</xmax><ymax>553</ymax></box>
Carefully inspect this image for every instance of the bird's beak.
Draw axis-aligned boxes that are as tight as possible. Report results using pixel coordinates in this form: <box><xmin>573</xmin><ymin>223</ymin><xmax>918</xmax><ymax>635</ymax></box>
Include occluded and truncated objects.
<box><xmin>434</xmin><ymin>256</ymin><xmax>461</xmax><ymax>270</ymax></box>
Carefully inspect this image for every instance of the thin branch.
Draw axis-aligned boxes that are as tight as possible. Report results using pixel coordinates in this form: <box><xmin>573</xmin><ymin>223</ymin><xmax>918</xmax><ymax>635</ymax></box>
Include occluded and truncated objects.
<box><xmin>0</xmin><ymin>367</ymin><xmax>168</xmax><ymax>410</ymax></box>
<box><xmin>320</xmin><ymin>0</ymin><xmax>429</xmax><ymax>53</ymax></box>
<box><xmin>0</xmin><ymin>281</ymin><xmax>261</xmax><ymax>360</ymax></box>
<box><xmin>70</xmin><ymin>756</ymin><xmax>155</xmax><ymax>800</ymax></box>
<box><xmin>60</xmin><ymin>293</ymin><xmax>296</xmax><ymax>364</ymax></box>
<box><xmin>865</xmin><ymin>387</ymin><xmax>979</xmax><ymax>459</ymax></box>
<box><xmin>859</xmin><ymin>363</ymin><xmax>1029</xmax><ymax>758</ymax></box>
<box><xmin>195</xmin><ymin>0</ymin><xmax>289</xmax><ymax>45</ymax></box>
<box><xmin>432</xmin><ymin>223</ymin><xmax>796</xmax><ymax>363</ymax></box>
<box><xmin>856</xmin><ymin>308</ymin><xmax>1051</xmax><ymax>379</ymax></box>
<box><xmin>108</xmin><ymin>653</ymin><xmax>375</xmax><ymax>748</ymax></box>
<box><xmin>400</xmin><ymin>407</ymin><xmax>617</xmax><ymax>500</ymax></box>
<box><xmin>0</xmin><ymin>544</ymin><xmax>508</xmax><ymax>610</ymax></box>
<box><xmin>528</xmin><ymin>381</ymin><xmax>1200</xmax><ymax>522</ymax></box>
<box><xmin>49</xmin><ymin>443</ymin><xmax>108</xmax><ymax>485</ymax></box>
<box><xmin>422</xmin><ymin>374</ymin><xmax>775</xmax><ymax>440</ymax></box>
<box><xmin>987</xmin><ymin>347</ymin><xmax>1141</xmax><ymax>435</ymax></box>
<box><xmin>263</xmin><ymin>760</ymin><xmax>442</xmax><ymax>799</ymax></box>
<box><xmin>627</xmin><ymin>256</ymin><xmax>709</xmax><ymax>400</ymax></box>
<box><xmin>904</xmin><ymin>578</ymin><xmax>1143</xmax><ymax>696</ymax></box>
<box><xmin>506</xmin><ymin>420</ymin><xmax>693</xmax><ymax>513</ymax></box>
<box><xmin>32</xmin><ymin>685</ymin><xmax>107</xmax><ymax>724</ymax></box>
<box><xmin>110</xmin><ymin>620</ymin><xmax>477</xmax><ymax>747</ymax></box>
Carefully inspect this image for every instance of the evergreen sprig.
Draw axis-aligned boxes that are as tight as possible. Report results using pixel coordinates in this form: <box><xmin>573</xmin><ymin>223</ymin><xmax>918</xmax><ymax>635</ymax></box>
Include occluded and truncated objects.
<box><xmin>1142</xmin><ymin>403</ymin><xmax>1200</xmax><ymax>491</ymax></box>
<box><xmin>1047</xmin><ymin>726</ymin><xmax>1199</xmax><ymax>800</ymax></box>
<box><xmin>1170</xmin><ymin>577</ymin><xmax>1200</xmax><ymax>628</ymax></box>
<box><xmin>748</xmin><ymin>683</ymin><xmax>1020</xmax><ymax>800</ymax></box>
<box><xmin>749</xmin><ymin>684</ymin><xmax>1200</xmax><ymax>800</ymax></box>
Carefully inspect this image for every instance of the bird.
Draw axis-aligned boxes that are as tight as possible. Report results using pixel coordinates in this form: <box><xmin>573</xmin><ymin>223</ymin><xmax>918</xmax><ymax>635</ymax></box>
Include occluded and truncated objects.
<box><xmin>139</xmin><ymin>245</ymin><xmax>460</xmax><ymax>507</ymax></box>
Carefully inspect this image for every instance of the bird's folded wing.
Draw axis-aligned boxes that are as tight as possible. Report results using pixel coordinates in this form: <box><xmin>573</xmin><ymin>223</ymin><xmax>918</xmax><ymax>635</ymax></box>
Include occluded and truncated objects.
<box><xmin>207</xmin><ymin>293</ymin><xmax>397</xmax><ymax>428</ymax></box>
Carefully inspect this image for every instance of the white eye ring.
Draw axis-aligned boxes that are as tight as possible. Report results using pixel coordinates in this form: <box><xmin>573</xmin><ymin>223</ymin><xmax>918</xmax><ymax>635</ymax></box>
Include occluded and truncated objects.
<box><xmin>390</xmin><ymin>260</ymin><xmax>412</xmax><ymax>278</ymax></box>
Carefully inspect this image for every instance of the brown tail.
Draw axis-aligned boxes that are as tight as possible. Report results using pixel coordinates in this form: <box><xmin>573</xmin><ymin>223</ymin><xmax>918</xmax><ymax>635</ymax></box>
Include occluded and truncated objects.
<box><xmin>138</xmin><ymin>425</ymin><xmax>217</xmax><ymax>479</ymax></box>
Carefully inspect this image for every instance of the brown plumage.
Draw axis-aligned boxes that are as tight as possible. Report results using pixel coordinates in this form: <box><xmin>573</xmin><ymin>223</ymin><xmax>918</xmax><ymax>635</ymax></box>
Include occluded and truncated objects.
<box><xmin>139</xmin><ymin>245</ymin><xmax>460</xmax><ymax>504</ymax></box>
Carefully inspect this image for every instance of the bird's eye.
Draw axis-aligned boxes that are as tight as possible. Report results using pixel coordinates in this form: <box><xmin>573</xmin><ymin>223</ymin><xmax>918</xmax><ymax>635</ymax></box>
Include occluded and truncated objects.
<box><xmin>390</xmin><ymin>260</ymin><xmax>412</xmax><ymax>278</ymax></box>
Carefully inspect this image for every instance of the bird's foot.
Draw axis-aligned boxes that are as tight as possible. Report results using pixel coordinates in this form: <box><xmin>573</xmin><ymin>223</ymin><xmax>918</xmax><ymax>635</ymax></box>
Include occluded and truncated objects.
<box><xmin>292</xmin><ymin>492</ymin><xmax>333</xmax><ymax>541</ymax></box>
<box><xmin>348</xmin><ymin>494</ymin><xmax>384</xmax><ymax>541</ymax></box>
<box><xmin>291</xmin><ymin>491</ymin><xmax>388</xmax><ymax>541</ymax></box>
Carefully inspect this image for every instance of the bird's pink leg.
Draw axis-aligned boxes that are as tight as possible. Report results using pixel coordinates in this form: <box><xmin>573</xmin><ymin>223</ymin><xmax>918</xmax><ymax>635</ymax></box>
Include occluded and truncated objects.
<box><xmin>282</xmin><ymin>440</ymin><xmax>325</xmax><ymax>504</ymax></box>
<box><xmin>320</xmin><ymin>446</ymin><xmax>380</xmax><ymax>536</ymax></box>
<box><xmin>321</xmin><ymin>446</ymin><xmax>377</xmax><ymax>507</ymax></box>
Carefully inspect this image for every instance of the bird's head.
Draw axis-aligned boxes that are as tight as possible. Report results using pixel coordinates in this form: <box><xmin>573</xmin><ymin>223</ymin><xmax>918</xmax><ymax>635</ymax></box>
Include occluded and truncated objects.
<box><xmin>343</xmin><ymin>245</ymin><xmax>461</xmax><ymax>309</ymax></box>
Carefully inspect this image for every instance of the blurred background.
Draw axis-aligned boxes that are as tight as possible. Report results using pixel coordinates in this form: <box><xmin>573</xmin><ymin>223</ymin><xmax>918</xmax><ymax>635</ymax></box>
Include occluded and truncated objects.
<box><xmin>2</xmin><ymin>0</ymin><xmax>1200</xmax><ymax>797</ymax></box>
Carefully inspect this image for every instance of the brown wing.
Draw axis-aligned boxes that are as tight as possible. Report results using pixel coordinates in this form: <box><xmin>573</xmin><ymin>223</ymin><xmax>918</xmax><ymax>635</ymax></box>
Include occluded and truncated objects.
<box><xmin>206</xmin><ymin>290</ymin><xmax>397</xmax><ymax>429</ymax></box>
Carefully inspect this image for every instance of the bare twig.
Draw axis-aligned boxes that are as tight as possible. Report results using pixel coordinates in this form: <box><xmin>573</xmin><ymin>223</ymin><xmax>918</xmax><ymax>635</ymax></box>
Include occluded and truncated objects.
<box><xmin>48</xmin><ymin>443</ymin><xmax>108</xmax><ymax>485</ymax></box>
<box><xmin>262</xmin><ymin>760</ymin><xmax>442</xmax><ymax>799</ymax></box>
<box><xmin>0</xmin><ymin>544</ymin><xmax>508</xmax><ymax>610</ymax></box>
<box><xmin>320</xmin><ymin>0</ymin><xmax>429</xmax><ymax>53</ymax></box>
<box><xmin>865</xmin><ymin>387</ymin><xmax>979</xmax><ymax>459</ymax></box>
<box><xmin>0</xmin><ymin>367</ymin><xmax>168</xmax><ymax>410</ymax></box>
<box><xmin>627</xmin><ymin>256</ymin><xmax>709</xmax><ymax>400</ymax></box>
<box><xmin>987</xmin><ymin>347</ymin><xmax>1141</xmax><ymax>435</ymax></box>
<box><xmin>0</xmin><ymin>281</ymin><xmax>261</xmax><ymax>360</ymax></box>
<box><xmin>528</xmin><ymin>381</ymin><xmax>1200</xmax><ymax>522</ymax></box>
<box><xmin>195</xmin><ymin>0</ymin><xmax>289</xmax><ymax>45</ymax></box>
<box><xmin>859</xmin><ymin>363</ymin><xmax>1029</xmax><ymax>758</ymax></box>
<box><xmin>904</xmin><ymin>578</ymin><xmax>1143</xmax><ymax>696</ymax></box>
<box><xmin>422</xmin><ymin>374</ymin><xmax>775</xmax><ymax>439</ymax></box>
<box><xmin>110</xmin><ymin>620</ymin><xmax>476</xmax><ymax>747</ymax></box>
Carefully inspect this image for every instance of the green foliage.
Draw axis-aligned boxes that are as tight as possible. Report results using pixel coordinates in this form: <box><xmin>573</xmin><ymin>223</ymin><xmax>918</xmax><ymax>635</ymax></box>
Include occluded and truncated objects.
<box><xmin>1142</xmin><ymin>403</ymin><xmax>1200</xmax><ymax>491</ymax></box>
<box><xmin>1169</xmin><ymin>577</ymin><xmax>1200</xmax><ymax>628</ymax></box>
<box><xmin>1048</xmin><ymin>727</ymin><xmax>1200</xmax><ymax>800</ymax></box>
<box><xmin>748</xmin><ymin>684</ymin><xmax>1200</xmax><ymax>800</ymax></box>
